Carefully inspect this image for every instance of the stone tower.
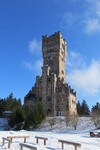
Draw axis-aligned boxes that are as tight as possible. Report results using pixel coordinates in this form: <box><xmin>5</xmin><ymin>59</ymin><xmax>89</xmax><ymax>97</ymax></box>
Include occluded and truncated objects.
<box><xmin>42</xmin><ymin>31</ymin><xmax>66</xmax><ymax>83</ymax></box>
<box><xmin>24</xmin><ymin>32</ymin><xmax>77</xmax><ymax>116</ymax></box>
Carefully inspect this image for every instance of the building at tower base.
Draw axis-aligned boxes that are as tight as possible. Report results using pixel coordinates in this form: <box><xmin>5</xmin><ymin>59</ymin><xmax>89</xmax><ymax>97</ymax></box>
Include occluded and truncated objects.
<box><xmin>24</xmin><ymin>32</ymin><xmax>77</xmax><ymax>116</ymax></box>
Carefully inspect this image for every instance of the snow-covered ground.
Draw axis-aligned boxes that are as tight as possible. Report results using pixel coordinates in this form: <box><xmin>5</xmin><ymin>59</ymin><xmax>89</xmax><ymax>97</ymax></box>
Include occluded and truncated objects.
<box><xmin>0</xmin><ymin>117</ymin><xmax>100</xmax><ymax>150</ymax></box>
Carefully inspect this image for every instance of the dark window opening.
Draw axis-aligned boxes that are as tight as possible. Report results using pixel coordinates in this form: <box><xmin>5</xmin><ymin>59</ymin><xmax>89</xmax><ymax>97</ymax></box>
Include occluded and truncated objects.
<box><xmin>61</xmin><ymin>51</ymin><xmax>63</xmax><ymax>55</ymax></box>
<box><xmin>62</xmin><ymin>43</ymin><xmax>65</xmax><ymax>50</ymax></box>
<box><xmin>48</xmin><ymin>42</ymin><xmax>54</xmax><ymax>47</ymax></box>
<box><xmin>58</xmin><ymin>87</ymin><xmax>62</xmax><ymax>92</ymax></box>
<box><xmin>62</xmin><ymin>70</ymin><xmax>64</xmax><ymax>74</ymax></box>
<box><xmin>48</xmin><ymin>78</ymin><xmax>51</xmax><ymax>82</ymax></box>
<box><xmin>47</xmin><ymin>109</ymin><xmax>52</xmax><ymax>115</ymax></box>
<box><xmin>62</xmin><ymin>77</ymin><xmax>64</xmax><ymax>82</ymax></box>
<box><xmin>47</xmin><ymin>96</ymin><xmax>51</xmax><ymax>101</ymax></box>
<box><xmin>39</xmin><ymin>97</ymin><xmax>42</xmax><ymax>102</ymax></box>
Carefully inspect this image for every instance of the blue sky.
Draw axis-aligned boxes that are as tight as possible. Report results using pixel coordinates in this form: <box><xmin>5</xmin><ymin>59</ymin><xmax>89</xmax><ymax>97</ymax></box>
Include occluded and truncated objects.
<box><xmin>0</xmin><ymin>0</ymin><xmax>100</xmax><ymax>109</ymax></box>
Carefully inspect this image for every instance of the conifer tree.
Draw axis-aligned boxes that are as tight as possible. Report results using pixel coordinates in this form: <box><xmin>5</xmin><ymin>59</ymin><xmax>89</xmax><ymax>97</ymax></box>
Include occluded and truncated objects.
<box><xmin>81</xmin><ymin>100</ymin><xmax>90</xmax><ymax>115</ymax></box>
<box><xmin>33</xmin><ymin>102</ymin><xmax>46</xmax><ymax>127</ymax></box>
<box><xmin>77</xmin><ymin>100</ymin><xmax>90</xmax><ymax>115</ymax></box>
<box><xmin>92</xmin><ymin>102</ymin><xmax>100</xmax><ymax>113</ymax></box>
<box><xmin>77</xmin><ymin>100</ymin><xmax>81</xmax><ymax>115</ymax></box>
<box><xmin>91</xmin><ymin>102</ymin><xmax>100</xmax><ymax>128</ymax></box>
<box><xmin>0</xmin><ymin>99</ymin><xmax>6</xmax><ymax>117</ymax></box>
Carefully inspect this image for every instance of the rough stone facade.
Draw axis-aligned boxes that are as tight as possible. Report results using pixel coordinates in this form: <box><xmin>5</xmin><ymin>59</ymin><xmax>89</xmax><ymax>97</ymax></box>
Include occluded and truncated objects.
<box><xmin>24</xmin><ymin>32</ymin><xmax>77</xmax><ymax>116</ymax></box>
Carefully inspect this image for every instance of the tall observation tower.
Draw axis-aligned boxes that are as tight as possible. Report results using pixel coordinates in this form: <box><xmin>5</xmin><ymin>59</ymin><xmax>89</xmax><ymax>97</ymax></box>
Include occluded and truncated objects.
<box><xmin>24</xmin><ymin>32</ymin><xmax>77</xmax><ymax>116</ymax></box>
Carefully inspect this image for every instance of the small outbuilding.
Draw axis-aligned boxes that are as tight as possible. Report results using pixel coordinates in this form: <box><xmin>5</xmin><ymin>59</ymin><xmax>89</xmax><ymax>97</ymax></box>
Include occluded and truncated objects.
<box><xmin>3</xmin><ymin>111</ymin><xmax>12</xmax><ymax>118</ymax></box>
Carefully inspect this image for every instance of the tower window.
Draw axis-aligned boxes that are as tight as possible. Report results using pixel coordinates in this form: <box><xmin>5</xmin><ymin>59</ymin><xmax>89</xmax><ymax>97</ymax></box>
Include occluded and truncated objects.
<box><xmin>61</xmin><ymin>111</ymin><xmax>63</xmax><ymax>116</ymax></box>
<box><xmin>47</xmin><ymin>109</ymin><xmax>52</xmax><ymax>115</ymax></box>
<box><xmin>62</xmin><ymin>77</ymin><xmax>64</xmax><ymax>82</ymax></box>
<box><xmin>62</xmin><ymin>70</ymin><xmax>64</xmax><ymax>74</ymax></box>
<box><xmin>61</xmin><ymin>51</ymin><xmax>64</xmax><ymax>55</ymax></box>
<box><xmin>47</xmin><ymin>96</ymin><xmax>51</xmax><ymax>101</ymax></box>
<box><xmin>39</xmin><ymin>97</ymin><xmax>42</xmax><ymax>102</ymax></box>
<box><xmin>62</xmin><ymin>43</ymin><xmax>65</xmax><ymax>50</ymax></box>
<box><xmin>58</xmin><ymin>87</ymin><xmax>62</xmax><ymax>92</ymax></box>
<box><xmin>48</xmin><ymin>42</ymin><xmax>54</xmax><ymax>47</ymax></box>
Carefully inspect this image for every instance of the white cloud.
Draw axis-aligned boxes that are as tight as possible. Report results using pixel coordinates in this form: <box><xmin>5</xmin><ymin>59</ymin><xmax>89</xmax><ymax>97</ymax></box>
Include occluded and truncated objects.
<box><xmin>62</xmin><ymin>12</ymin><xmax>77</xmax><ymax>27</ymax></box>
<box><xmin>66</xmin><ymin>50</ymin><xmax>86</xmax><ymax>69</ymax></box>
<box><xmin>29</xmin><ymin>39</ymin><xmax>41</xmax><ymax>54</ymax></box>
<box><xmin>23</xmin><ymin>61</ymin><xmax>34</xmax><ymax>71</ymax></box>
<box><xmin>84</xmin><ymin>18</ymin><xmax>100</xmax><ymax>33</ymax></box>
<box><xmin>66</xmin><ymin>59</ymin><xmax>100</xmax><ymax>95</ymax></box>
<box><xmin>95</xmin><ymin>1</ymin><xmax>100</xmax><ymax>17</ymax></box>
<box><xmin>83</xmin><ymin>0</ymin><xmax>100</xmax><ymax>33</ymax></box>
<box><xmin>23</xmin><ymin>59</ymin><xmax>43</xmax><ymax>74</ymax></box>
<box><xmin>59</xmin><ymin>0</ymin><xmax>100</xmax><ymax>34</ymax></box>
<box><xmin>23</xmin><ymin>38</ymin><xmax>42</xmax><ymax>74</ymax></box>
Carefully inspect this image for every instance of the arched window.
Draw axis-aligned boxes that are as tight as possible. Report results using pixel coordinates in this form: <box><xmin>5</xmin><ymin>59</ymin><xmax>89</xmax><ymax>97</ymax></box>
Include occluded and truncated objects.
<box><xmin>61</xmin><ymin>51</ymin><xmax>63</xmax><ymax>55</ymax></box>
<box><xmin>62</xmin><ymin>77</ymin><xmax>64</xmax><ymax>82</ymax></box>
<box><xmin>47</xmin><ymin>109</ymin><xmax>51</xmax><ymax>115</ymax></box>
<box><xmin>62</xmin><ymin>70</ymin><xmax>64</xmax><ymax>74</ymax></box>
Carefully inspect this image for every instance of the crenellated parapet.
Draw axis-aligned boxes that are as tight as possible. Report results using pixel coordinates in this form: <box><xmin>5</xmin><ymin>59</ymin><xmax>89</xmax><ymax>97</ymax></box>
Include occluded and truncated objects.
<box><xmin>66</xmin><ymin>85</ymin><xmax>76</xmax><ymax>96</ymax></box>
